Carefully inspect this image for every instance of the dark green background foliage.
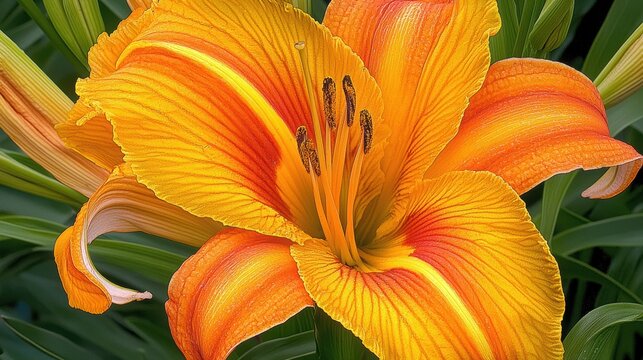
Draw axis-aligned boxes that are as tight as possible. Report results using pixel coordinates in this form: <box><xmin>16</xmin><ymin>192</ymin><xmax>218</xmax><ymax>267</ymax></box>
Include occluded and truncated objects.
<box><xmin>0</xmin><ymin>0</ymin><xmax>641</xmax><ymax>359</ymax></box>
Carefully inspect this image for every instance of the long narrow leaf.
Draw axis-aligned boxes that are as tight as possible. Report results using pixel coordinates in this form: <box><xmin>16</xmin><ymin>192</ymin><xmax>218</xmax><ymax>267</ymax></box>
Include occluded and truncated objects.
<box><xmin>552</xmin><ymin>214</ymin><xmax>643</xmax><ymax>255</ymax></box>
<box><xmin>556</xmin><ymin>254</ymin><xmax>642</xmax><ymax>303</ymax></box>
<box><xmin>563</xmin><ymin>303</ymin><xmax>643</xmax><ymax>359</ymax></box>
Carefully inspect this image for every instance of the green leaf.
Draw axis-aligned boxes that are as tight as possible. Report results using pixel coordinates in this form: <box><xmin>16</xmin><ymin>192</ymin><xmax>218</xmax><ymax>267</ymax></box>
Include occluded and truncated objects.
<box><xmin>61</xmin><ymin>0</ymin><xmax>104</xmax><ymax>54</ymax></box>
<box><xmin>1</xmin><ymin>316</ymin><xmax>100</xmax><ymax>360</ymax></box>
<box><xmin>538</xmin><ymin>172</ymin><xmax>577</xmax><ymax>242</ymax></box>
<box><xmin>556</xmin><ymin>254</ymin><xmax>642</xmax><ymax>303</ymax></box>
<box><xmin>0</xmin><ymin>215</ymin><xmax>185</xmax><ymax>283</ymax></box>
<box><xmin>607</xmin><ymin>88</ymin><xmax>643</xmax><ymax>135</ymax></box>
<box><xmin>563</xmin><ymin>303</ymin><xmax>643</xmax><ymax>359</ymax></box>
<box><xmin>552</xmin><ymin>214</ymin><xmax>643</xmax><ymax>255</ymax></box>
<box><xmin>238</xmin><ymin>331</ymin><xmax>316</xmax><ymax>360</ymax></box>
<box><xmin>15</xmin><ymin>0</ymin><xmax>88</xmax><ymax>72</ymax></box>
<box><xmin>595</xmin><ymin>248</ymin><xmax>643</xmax><ymax>306</ymax></box>
<box><xmin>490</xmin><ymin>0</ymin><xmax>519</xmax><ymax>62</ymax></box>
<box><xmin>42</xmin><ymin>0</ymin><xmax>84</xmax><ymax>60</ymax></box>
<box><xmin>124</xmin><ymin>317</ymin><xmax>182</xmax><ymax>360</ymax></box>
<box><xmin>99</xmin><ymin>0</ymin><xmax>130</xmax><ymax>20</ymax></box>
<box><xmin>512</xmin><ymin>0</ymin><xmax>546</xmax><ymax>58</ymax></box>
<box><xmin>313</xmin><ymin>308</ymin><xmax>376</xmax><ymax>360</ymax></box>
<box><xmin>582</xmin><ymin>0</ymin><xmax>643</xmax><ymax>80</ymax></box>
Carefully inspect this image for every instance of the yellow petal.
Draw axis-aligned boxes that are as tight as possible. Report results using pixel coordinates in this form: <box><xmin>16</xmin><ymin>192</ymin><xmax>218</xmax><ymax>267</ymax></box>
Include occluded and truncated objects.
<box><xmin>293</xmin><ymin>171</ymin><xmax>564</xmax><ymax>359</ymax></box>
<box><xmin>126</xmin><ymin>0</ymin><xmax>153</xmax><ymax>10</ymax></box>
<box><xmin>324</xmin><ymin>0</ymin><xmax>501</xmax><ymax>222</ymax></box>
<box><xmin>54</xmin><ymin>166</ymin><xmax>222</xmax><ymax>314</ymax></box>
<box><xmin>426</xmin><ymin>58</ymin><xmax>642</xmax><ymax>199</ymax></box>
<box><xmin>167</xmin><ymin>228</ymin><xmax>312</xmax><ymax>360</ymax></box>
<box><xmin>0</xmin><ymin>31</ymin><xmax>107</xmax><ymax>196</ymax></box>
<box><xmin>76</xmin><ymin>0</ymin><xmax>384</xmax><ymax>243</ymax></box>
<box><xmin>55</xmin><ymin>7</ymin><xmax>156</xmax><ymax>170</ymax></box>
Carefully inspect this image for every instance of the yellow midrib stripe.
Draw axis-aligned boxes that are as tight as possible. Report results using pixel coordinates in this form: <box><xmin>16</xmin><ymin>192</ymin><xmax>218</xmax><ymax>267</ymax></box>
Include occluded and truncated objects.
<box><xmin>381</xmin><ymin>256</ymin><xmax>494</xmax><ymax>359</ymax></box>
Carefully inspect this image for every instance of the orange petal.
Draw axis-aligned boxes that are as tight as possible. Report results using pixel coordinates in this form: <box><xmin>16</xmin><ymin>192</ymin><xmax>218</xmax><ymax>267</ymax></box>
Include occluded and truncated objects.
<box><xmin>427</xmin><ymin>58</ymin><xmax>642</xmax><ymax>198</ymax></box>
<box><xmin>166</xmin><ymin>228</ymin><xmax>312</xmax><ymax>360</ymax></box>
<box><xmin>0</xmin><ymin>31</ymin><xmax>107</xmax><ymax>196</ymax></box>
<box><xmin>126</xmin><ymin>0</ymin><xmax>153</xmax><ymax>10</ymax></box>
<box><xmin>293</xmin><ymin>171</ymin><xmax>564</xmax><ymax>359</ymax></box>
<box><xmin>324</xmin><ymin>0</ymin><xmax>501</xmax><ymax>219</ymax></box>
<box><xmin>54</xmin><ymin>166</ymin><xmax>222</xmax><ymax>314</ymax></box>
<box><xmin>76</xmin><ymin>0</ymin><xmax>384</xmax><ymax>243</ymax></box>
<box><xmin>55</xmin><ymin>7</ymin><xmax>155</xmax><ymax>171</ymax></box>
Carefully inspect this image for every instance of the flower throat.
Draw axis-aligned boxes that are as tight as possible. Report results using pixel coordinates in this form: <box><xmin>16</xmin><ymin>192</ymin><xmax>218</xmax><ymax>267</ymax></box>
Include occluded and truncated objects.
<box><xmin>294</xmin><ymin>41</ymin><xmax>373</xmax><ymax>270</ymax></box>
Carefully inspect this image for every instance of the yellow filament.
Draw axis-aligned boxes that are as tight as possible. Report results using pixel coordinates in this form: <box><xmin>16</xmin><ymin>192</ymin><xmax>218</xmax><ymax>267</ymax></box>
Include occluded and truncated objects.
<box><xmin>296</xmin><ymin>42</ymin><xmax>351</xmax><ymax>263</ymax></box>
<box><xmin>344</xmin><ymin>143</ymin><xmax>365</xmax><ymax>266</ymax></box>
<box><xmin>331</xmin><ymin>117</ymin><xmax>350</xmax><ymax>205</ymax></box>
<box><xmin>295</xmin><ymin>42</ymin><xmax>374</xmax><ymax>268</ymax></box>
<box><xmin>308</xmin><ymin>169</ymin><xmax>335</xmax><ymax>253</ymax></box>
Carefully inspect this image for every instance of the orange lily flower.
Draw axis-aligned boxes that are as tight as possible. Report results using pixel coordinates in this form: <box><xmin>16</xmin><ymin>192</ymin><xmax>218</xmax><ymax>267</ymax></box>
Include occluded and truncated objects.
<box><xmin>21</xmin><ymin>0</ymin><xmax>643</xmax><ymax>358</ymax></box>
<box><xmin>0</xmin><ymin>30</ymin><xmax>222</xmax><ymax>314</ymax></box>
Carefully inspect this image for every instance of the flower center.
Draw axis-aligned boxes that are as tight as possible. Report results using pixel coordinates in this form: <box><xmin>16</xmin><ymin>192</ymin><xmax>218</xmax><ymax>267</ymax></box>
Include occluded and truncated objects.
<box><xmin>295</xmin><ymin>41</ymin><xmax>373</xmax><ymax>269</ymax></box>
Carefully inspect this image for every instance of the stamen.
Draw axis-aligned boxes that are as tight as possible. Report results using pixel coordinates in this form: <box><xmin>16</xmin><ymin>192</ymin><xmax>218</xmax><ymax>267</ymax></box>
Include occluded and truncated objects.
<box><xmin>359</xmin><ymin>109</ymin><xmax>373</xmax><ymax>154</ymax></box>
<box><xmin>304</xmin><ymin>139</ymin><xmax>322</xmax><ymax>177</ymax></box>
<box><xmin>342</xmin><ymin>75</ymin><xmax>356</xmax><ymax>127</ymax></box>
<box><xmin>296</xmin><ymin>126</ymin><xmax>310</xmax><ymax>173</ymax></box>
<box><xmin>322</xmin><ymin>77</ymin><xmax>337</xmax><ymax>130</ymax></box>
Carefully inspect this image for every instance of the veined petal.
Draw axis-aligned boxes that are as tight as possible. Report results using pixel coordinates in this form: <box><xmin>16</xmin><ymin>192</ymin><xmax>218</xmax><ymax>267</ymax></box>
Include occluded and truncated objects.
<box><xmin>55</xmin><ymin>7</ymin><xmax>154</xmax><ymax>171</ymax></box>
<box><xmin>293</xmin><ymin>171</ymin><xmax>565</xmax><ymax>359</ymax></box>
<box><xmin>166</xmin><ymin>228</ymin><xmax>312</xmax><ymax>360</ymax></box>
<box><xmin>77</xmin><ymin>0</ymin><xmax>384</xmax><ymax>243</ymax></box>
<box><xmin>292</xmin><ymin>239</ymin><xmax>494</xmax><ymax>359</ymax></box>
<box><xmin>324</xmin><ymin>0</ymin><xmax>501</xmax><ymax>219</ymax></box>
<box><xmin>0</xmin><ymin>31</ymin><xmax>106</xmax><ymax>196</ymax></box>
<box><xmin>54</xmin><ymin>166</ymin><xmax>222</xmax><ymax>314</ymax></box>
<box><xmin>380</xmin><ymin>171</ymin><xmax>564</xmax><ymax>358</ymax></box>
<box><xmin>56</xmin><ymin>101</ymin><xmax>123</xmax><ymax>170</ymax></box>
<box><xmin>426</xmin><ymin>58</ymin><xmax>642</xmax><ymax>198</ymax></box>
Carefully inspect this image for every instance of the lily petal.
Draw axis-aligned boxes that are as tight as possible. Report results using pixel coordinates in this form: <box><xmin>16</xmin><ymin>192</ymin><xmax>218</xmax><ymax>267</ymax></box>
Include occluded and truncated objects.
<box><xmin>76</xmin><ymin>0</ymin><xmax>384</xmax><ymax>243</ymax></box>
<box><xmin>126</xmin><ymin>0</ymin><xmax>153</xmax><ymax>10</ymax></box>
<box><xmin>166</xmin><ymin>228</ymin><xmax>313</xmax><ymax>360</ymax></box>
<box><xmin>55</xmin><ymin>7</ymin><xmax>153</xmax><ymax>171</ymax></box>
<box><xmin>324</xmin><ymin>0</ymin><xmax>501</xmax><ymax>217</ymax></box>
<box><xmin>292</xmin><ymin>171</ymin><xmax>564</xmax><ymax>359</ymax></box>
<box><xmin>426</xmin><ymin>58</ymin><xmax>642</xmax><ymax>198</ymax></box>
<box><xmin>54</xmin><ymin>166</ymin><xmax>222</xmax><ymax>314</ymax></box>
<box><xmin>0</xmin><ymin>31</ymin><xmax>107</xmax><ymax>196</ymax></box>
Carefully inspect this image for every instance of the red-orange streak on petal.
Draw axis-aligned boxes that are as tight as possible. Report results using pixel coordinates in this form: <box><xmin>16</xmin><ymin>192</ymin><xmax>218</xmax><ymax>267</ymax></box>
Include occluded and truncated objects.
<box><xmin>133</xmin><ymin>4</ymin><xmax>313</xmax><ymax>134</ymax></box>
<box><xmin>97</xmin><ymin>46</ymin><xmax>291</xmax><ymax>219</ymax></box>
<box><xmin>389</xmin><ymin>171</ymin><xmax>564</xmax><ymax>358</ymax></box>
<box><xmin>427</xmin><ymin>58</ymin><xmax>642</xmax><ymax>196</ymax></box>
<box><xmin>166</xmin><ymin>228</ymin><xmax>312</xmax><ymax>360</ymax></box>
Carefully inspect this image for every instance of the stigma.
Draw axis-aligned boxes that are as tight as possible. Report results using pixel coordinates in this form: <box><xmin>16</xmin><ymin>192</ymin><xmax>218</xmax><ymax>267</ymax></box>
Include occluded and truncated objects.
<box><xmin>294</xmin><ymin>41</ymin><xmax>374</xmax><ymax>269</ymax></box>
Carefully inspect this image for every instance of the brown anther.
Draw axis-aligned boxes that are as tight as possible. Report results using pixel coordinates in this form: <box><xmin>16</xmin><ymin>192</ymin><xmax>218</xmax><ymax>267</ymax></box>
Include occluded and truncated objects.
<box><xmin>322</xmin><ymin>77</ymin><xmax>337</xmax><ymax>130</ymax></box>
<box><xmin>304</xmin><ymin>139</ymin><xmax>322</xmax><ymax>176</ymax></box>
<box><xmin>296</xmin><ymin>126</ymin><xmax>310</xmax><ymax>173</ymax></box>
<box><xmin>359</xmin><ymin>109</ymin><xmax>373</xmax><ymax>154</ymax></box>
<box><xmin>342</xmin><ymin>75</ymin><xmax>356</xmax><ymax>127</ymax></box>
